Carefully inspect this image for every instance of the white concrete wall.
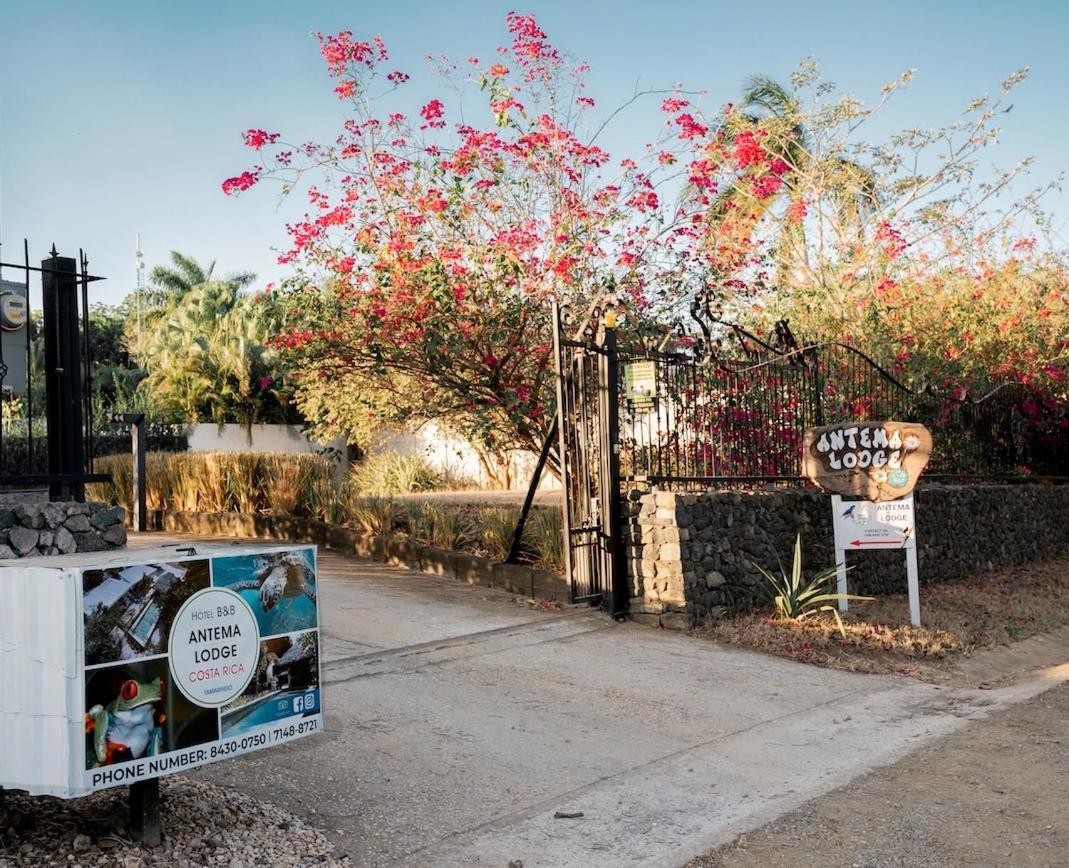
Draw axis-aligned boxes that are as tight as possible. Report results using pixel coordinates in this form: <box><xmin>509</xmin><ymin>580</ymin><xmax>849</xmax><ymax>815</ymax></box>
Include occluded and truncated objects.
<box><xmin>186</xmin><ymin>421</ymin><xmax>560</xmax><ymax>492</ymax></box>
<box><xmin>186</xmin><ymin>424</ymin><xmax>347</xmax><ymax>472</ymax></box>
<box><xmin>369</xmin><ymin>422</ymin><xmax>560</xmax><ymax>491</ymax></box>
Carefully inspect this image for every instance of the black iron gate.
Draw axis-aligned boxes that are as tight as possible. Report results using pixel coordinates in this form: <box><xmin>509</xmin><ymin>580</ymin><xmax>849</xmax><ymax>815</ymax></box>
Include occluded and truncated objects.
<box><xmin>551</xmin><ymin>299</ymin><xmax>628</xmax><ymax>617</ymax></box>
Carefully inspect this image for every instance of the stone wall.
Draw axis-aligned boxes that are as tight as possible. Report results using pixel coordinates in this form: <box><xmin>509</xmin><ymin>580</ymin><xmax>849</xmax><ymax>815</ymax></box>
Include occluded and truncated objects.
<box><xmin>0</xmin><ymin>502</ymin><xmax>127</xmax><ymax>558</ymax></box>
<box><xmin>625</xmin><ymin>485</ymin><xmax>1069</xmax><ymax>629</ymax></box>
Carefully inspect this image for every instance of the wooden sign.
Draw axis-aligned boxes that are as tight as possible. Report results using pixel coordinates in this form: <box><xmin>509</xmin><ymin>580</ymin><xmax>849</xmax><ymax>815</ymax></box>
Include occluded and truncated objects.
<box><xmin>802</xmin><ymin>421</ymin><xmax>932</xmax><ymax>502</ymax></box>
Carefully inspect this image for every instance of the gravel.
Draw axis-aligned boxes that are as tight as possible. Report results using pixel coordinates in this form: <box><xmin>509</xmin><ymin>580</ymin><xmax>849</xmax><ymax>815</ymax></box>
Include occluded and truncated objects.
<box><xmin>0</xmin><ymin>777</ymin><xmax>351</xmax><ymax>867</ymax></box>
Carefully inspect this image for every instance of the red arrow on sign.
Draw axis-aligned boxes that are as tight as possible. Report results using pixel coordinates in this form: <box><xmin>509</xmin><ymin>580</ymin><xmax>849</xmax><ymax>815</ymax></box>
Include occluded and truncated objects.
<box><xmin>850</xmin><ymin>539</ymin><xmax>904</xmax><ymax>547</ymax></box>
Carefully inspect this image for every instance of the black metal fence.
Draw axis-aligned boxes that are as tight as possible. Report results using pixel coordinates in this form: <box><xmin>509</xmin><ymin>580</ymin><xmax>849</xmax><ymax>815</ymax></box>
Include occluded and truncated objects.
<box><xmin>618</xmin><ymin>340</ymin><xmax>1067</xmax><ymax>488</ymax></box>
<box><xmin>0</xmin><ymin>242</ymin><xmax>108</xmax><ymax>496</ymax></box>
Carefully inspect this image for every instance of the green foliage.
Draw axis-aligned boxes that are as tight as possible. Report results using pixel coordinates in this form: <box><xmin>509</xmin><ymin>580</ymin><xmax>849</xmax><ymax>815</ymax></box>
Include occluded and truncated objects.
<box><xmin>525</xmin><ymin>508</ymin><xmax>564</xmax><ymax>573</ymax></box>
<box><xmin>349</xmin><ymin>497</ymin><xmax>397</xmax><ymax>536</ymax></box>
<box><xmin>477</xmin><ymin>507</ymin><xmax>520</xmax><ymax>561</ymax></box>
<box><xmin>131</xmin><ymin>280</ymin><xmax>294</xmax><ymax>425</ymax></box>
<box><xmin>749</xmin><ymin>535</ymin><xmax>871</xmax><ymax>636</ymax></box>
<box><xmin>405</xmin><ymin>503</ymin><xmax>470</xmax><ymax>550</ymax></box>
<box><xmin>350</xmin><ymin>451</ymin><xmax>472</xmax><ymax>496</ymax></box>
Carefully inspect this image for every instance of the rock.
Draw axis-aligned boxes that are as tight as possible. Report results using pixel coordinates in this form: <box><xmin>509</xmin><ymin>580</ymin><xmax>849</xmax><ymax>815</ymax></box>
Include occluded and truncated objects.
<box><xmin>66</xmin><ymin>502</ymin><xmax>90</xmax><ymax>516</ymax></box>
<box><xmin>37</xmin><ymin>530</ymin><xmax>53</xmax><ymax>549</ymax></box>
<box><xmin>8</xmin><ymin>526</ymin><xmax>39</xmax><ymax>556</ymax></box>
<box><xmin>63</xmin><ymin>514</ymin><xmax>92</xmax><ymax>533</ymax></box>
<box><xmin>101</xmin><ymin>523</ymin><xmax>127</xmax><ymax>546</ymax></box>
<box><xmin>659</xmin><ymin>611</ymin><xmax>694</xmax><ymax>631</ymax></box>
<box><xmin>14</xmin><ymin>504</ymin><xmax>44</xmax><ymax>529</ymax></box>
<box><xmin>72</xmin><ymin>833</ymin><xmax>90</xmax><ymax>852</ymax></box>
<box><xmin>41</xmin><ymin>503</ymin><xmax>67</xmax><ymax>530</ymax></box>
<box><xmin>73</xmin><ymin>532</ymin><xmax>110</xmax><ymax>553</ymax></box>
<box><xmin>90</xmin><ymin>506</ymin><xmax>126</xmax><ymax>530</ymax></box>
<box><xmin>0</xmin><ymin>508</ymin><xmax>15</xmax><ymax>529</ymax></box>
<box><xmin>54</xmin><ymin>526</ymin><xmax>77</xmax><ymax>555</ymax></box>
<box><xmin>0</xmin><ymin>544</ymin><xmax>14</xmax><ymax>560</ymax></box>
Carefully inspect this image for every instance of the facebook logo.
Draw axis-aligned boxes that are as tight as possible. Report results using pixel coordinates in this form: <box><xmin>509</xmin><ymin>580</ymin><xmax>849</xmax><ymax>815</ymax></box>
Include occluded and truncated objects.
<box><xmin>292</xmin><ymin>695</ymin><xmax>305</xmax><ymax>712</ymax></box>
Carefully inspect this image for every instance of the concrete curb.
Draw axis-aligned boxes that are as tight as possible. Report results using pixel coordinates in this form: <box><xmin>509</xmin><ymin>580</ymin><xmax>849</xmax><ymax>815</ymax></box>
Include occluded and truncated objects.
<box><xmin>147</xmin><ymin>510</ymin><xmax>570</xmax><ymax>601</ymax></box>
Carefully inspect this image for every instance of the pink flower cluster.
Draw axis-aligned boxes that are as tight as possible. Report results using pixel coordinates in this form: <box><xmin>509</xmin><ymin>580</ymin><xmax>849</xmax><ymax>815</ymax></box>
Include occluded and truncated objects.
<box><xmin>221</xmin><ymin>169</ymin><xmax>261</xmax><ymax>196</ymax></box>
<box><xmin>243</xmin><ymin>129</ymin><xmax>280</xmax><ymax>149</ymax></box>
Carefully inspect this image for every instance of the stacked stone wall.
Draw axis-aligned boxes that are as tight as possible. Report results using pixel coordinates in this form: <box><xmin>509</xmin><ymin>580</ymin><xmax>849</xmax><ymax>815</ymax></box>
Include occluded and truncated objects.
<box><xmin>625</xmin><ymin>485</ymin><xmax>1069</xmax><ymax>629</ymax></box>
<box><xmin>0</xmin><ymin>502</ymin><xmax>127</xmax><ymax>558</ymax></box>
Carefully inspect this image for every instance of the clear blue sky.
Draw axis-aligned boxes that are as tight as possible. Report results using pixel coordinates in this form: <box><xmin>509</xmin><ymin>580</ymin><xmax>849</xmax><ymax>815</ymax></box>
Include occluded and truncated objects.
<box><xmin>2</xmin><ymin>0</ymin><xmax>1066</xmax><ymax>305</ymax></box>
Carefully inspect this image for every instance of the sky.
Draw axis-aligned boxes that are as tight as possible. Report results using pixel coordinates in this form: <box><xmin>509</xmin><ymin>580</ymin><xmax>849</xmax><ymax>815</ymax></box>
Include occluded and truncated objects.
<box><xmin>1</xmin><ymin>0</ymin><xmax>1067</xmax><ymax>306</ymax></box>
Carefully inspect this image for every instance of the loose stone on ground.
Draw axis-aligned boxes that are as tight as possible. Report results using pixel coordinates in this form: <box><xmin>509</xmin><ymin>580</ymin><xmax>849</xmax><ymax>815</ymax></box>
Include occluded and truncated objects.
<box><xmin>0</xmin><ymin>777</ymin><xmax>350</xmax><ymax>867</ymax></box>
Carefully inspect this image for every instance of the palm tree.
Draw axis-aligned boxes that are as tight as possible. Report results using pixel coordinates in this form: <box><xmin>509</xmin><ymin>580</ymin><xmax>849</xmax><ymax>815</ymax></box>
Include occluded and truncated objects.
<box><xmin>147</xmin><ymin>251</ymin><xmax>256</xmax><ymax>304</ymax></box>
<box><xmin>133</xmin><ymin>281</ymin><xmax>291</xmax><ymax>426</ymax></box>
<box><xmin>708</xmin><ymin>76</ymin><xmax>879</xmax><ymax>291</ymax></box>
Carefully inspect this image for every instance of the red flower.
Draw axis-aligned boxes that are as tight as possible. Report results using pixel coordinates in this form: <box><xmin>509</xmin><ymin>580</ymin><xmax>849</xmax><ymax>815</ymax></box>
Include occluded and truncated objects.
<box><xmin>243</xmin><ymin>129</ymin><xmax>280</xmax><ymax>149</ymax></box>
<box><xmin>420</xmin><ymin>99</ymin><xmax>446</xmax><ymax>129</ymax></box>
<box><xmin>333</xmin><ymin>80</ymin><xmax>357</xmax><ymax>99</ymax></box>
<box><xmin>674</xmin><ymin>113</ymin><xmax>708</xmax><ymax>141</ymax></box>
<box><xmin>733</xmin><ymin>131</ymin><xmax>764</xmax><ymax>167</ymax></box>
<box><xmin>221</xmin><ymin>169</ymin><xmax>261</xmax><ymax>196</ymax></box>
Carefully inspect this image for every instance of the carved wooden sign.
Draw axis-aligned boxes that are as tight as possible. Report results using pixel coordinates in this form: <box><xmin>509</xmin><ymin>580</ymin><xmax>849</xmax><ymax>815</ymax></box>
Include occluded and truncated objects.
<box><xmin>802</xmin><ymin>421</ymin><xmax>932</xmax><ymax>501</ymax></box>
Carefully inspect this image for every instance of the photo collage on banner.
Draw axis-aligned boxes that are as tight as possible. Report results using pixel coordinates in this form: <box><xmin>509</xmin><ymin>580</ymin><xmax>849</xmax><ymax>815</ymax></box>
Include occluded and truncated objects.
<box><xmin>81</xmin><ymin>547</ymin><xmax>320</xmax><ymax>783</ymax></box>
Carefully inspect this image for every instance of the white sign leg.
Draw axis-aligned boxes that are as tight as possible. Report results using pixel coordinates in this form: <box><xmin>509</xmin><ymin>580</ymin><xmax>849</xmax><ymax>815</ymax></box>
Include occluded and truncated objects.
<box><xmin>905</xmin><ymin>545</ymin><xmax>921</xmax><ymax>627</ymax></box>
<box><xmin>836</xmin><ymin>557</ymin><xmax>849</xmax><ymax>613</ymax></box>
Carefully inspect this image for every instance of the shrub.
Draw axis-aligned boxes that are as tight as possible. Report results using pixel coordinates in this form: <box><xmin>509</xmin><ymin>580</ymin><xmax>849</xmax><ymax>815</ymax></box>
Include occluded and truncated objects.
<box><xmin>750</xmin><ymin>534</ymin><xmax>871</xmax><ymax>636</ymax></box>
<box><xmin>526</xmin><ymin>508</ymin><xmax>564</xmax><ymax>573</ymax></box>
<box><xmin>349</xmin><ymin>497</ymin><xmax>397</xmax><ymax>536</ymax></box>
<box><xmin>476</xmin><ymin>507</ymin><xmax>521</xmax><ymax>561</ymax></box>
<box><xmin>350</xmin><ymin>451</ymin><xmax>473</xmax><ymax>495</ymax></box>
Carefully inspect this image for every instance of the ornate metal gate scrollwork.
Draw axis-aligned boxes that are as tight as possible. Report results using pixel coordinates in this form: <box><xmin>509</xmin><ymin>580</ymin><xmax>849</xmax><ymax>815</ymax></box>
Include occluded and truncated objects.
<box><xmin>551</xmin><ymin>297</ymin><xmax>627</xmax><ymax>616</ymax></box>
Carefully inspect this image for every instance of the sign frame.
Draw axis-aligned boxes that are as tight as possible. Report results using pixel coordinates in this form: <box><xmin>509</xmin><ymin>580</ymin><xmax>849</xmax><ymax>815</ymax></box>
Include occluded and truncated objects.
<box><xmin>831</xmin><ymin>493</ymin><xmax>921</xmax><ymax>626</ymax></box>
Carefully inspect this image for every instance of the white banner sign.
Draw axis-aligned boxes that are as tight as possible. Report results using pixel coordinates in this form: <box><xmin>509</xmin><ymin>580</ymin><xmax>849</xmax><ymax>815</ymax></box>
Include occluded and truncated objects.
<box><xmin>831</xmin><ymin>493</ymin><xmax>921</xmax><ymax>626</ymax></box>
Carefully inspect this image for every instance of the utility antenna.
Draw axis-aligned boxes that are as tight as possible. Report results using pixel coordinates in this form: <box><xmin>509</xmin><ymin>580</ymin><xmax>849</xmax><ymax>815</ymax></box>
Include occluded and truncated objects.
<box><xmin>135</xmin><ymin>232</ymin><xmax>145</xmax><ymax>346</ymax></box>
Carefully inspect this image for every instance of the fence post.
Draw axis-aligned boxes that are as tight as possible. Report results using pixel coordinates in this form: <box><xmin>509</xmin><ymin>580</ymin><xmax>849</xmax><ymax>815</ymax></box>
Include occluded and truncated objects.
<box><xmin>42</xmin><ymin>249</ymin><xmax>85</xmax><ymax>501</ymax></box>
<box><xmin>111</xmin><ymin>413</ymin><xmax>147</xmax><ymax>530</ymax></box>
<box><xmin>551</xmin><ymin>301</ymin><xmax>575</xmax><ymax>597</ymax></box>
<box><xmin>601</xmin><ymin>316</ymin><xmax>628</xmax><ymax>620</ymax></box>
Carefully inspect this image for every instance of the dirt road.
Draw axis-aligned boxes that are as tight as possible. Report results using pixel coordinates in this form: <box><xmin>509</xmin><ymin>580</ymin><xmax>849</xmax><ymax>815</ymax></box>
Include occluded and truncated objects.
<box><xmin>691</xmin><ymin>678</ymin><xmax>1069</xmax><ymax>867</ymax></box>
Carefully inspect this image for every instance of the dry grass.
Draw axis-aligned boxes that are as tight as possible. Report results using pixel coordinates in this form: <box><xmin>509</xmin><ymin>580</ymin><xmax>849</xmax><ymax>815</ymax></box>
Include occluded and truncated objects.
<box><xmin>699</xmin><ymin>558</ymin><xmax>1069</xmax><ymax>678</ymax></box>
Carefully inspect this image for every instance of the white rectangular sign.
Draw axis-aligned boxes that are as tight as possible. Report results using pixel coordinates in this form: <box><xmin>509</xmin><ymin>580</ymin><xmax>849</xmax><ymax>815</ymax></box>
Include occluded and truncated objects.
<box><xmin>831</xmin><ymin>493</ymin><xmax>921</xmax><ymax>626</ymax></box>
<box><xmin>1</xmin><ymin>544</ymin><xmax>323</xmax><ymax>798</ymax></box>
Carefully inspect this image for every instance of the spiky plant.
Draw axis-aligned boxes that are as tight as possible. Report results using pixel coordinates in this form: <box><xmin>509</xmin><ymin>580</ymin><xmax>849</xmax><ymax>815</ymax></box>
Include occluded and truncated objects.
<box><xmin>749</xmin><ymin>534</ymin><xmax>872</xmax><ymax>636</ymax></box>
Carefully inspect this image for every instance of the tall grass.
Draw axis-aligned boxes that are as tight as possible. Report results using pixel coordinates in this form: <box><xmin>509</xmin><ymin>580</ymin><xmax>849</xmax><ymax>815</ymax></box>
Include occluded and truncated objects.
<box><xmin>88</xmin><ymin>452</ymin><xmax>564</xmax><ymax>573</ymax></box>
<box><xmin>477</xmin><ymin>507</ymin><xmax>520</xmax><ymax>561</ymax></box>
<box><xmin>349</xmin><ymin>497</ymin><xmax>397</xmax><ymax>536</ymax></box>
<box><xmin>351</xmin><ymin>451</ymin><xmax>473</xmax><ymax>495</ymax></box>
<box><xmin>90</xmin><ymin>452</ymin><xmax>335</xmax><ymax>517</ymax></box>
<box><xmin>526</xmin><ymin>508</ymin><xmax>564</xmax><ymax>573</ymax></box>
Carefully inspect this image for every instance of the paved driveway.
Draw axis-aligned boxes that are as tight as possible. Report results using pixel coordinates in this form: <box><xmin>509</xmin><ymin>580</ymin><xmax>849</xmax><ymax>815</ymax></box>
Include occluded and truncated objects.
<box><xmin>132</xmin><ymin>534</ymin><xmax>1067</xmax><ymax>867</ymax></box>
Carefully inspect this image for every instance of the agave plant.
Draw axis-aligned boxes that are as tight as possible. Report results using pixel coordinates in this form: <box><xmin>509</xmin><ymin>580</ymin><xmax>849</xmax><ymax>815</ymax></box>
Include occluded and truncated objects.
<box><xmin>749</xmin><ymin>535</ymin><xmax>872</xmax><ymax>636</ymax></box>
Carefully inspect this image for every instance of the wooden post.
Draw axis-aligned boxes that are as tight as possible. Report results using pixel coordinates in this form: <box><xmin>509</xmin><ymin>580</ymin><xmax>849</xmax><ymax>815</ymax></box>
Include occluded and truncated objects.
<box><xmin>129</xmin><ymin>778</ymin><xmax>161</xmax><ymax>846</ymax></box>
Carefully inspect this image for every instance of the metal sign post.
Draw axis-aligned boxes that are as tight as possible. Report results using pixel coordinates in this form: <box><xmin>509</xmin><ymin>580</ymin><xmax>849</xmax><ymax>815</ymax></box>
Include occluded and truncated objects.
<box><xmin>831</xmin><ymin>492</ymin><xmax>921</xmax><ymax>626</ymax></box>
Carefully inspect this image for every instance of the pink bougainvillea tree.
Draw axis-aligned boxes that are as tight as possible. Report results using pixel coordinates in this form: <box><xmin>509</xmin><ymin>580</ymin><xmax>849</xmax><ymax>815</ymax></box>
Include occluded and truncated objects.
<box><xmin>221</xmin><ymin>13</ymin><xmax>768</xmax><ymax>471</ymax></box>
